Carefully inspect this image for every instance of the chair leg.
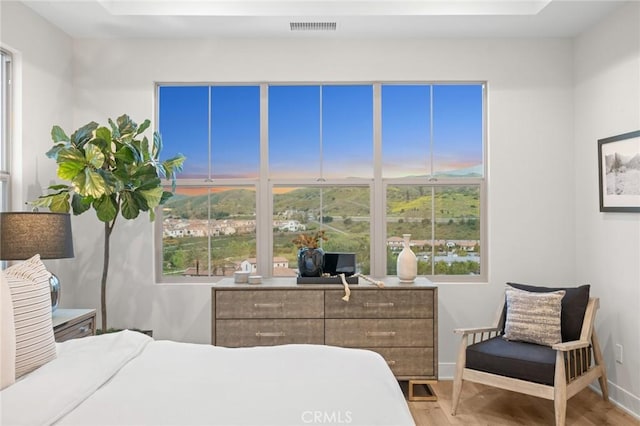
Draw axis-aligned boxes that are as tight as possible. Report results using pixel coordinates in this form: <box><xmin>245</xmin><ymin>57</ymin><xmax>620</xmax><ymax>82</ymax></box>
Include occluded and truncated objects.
<box><xmin>554</xmin><ymin>350</ymin><xmax>568</xmax><ymax>426</ymax></box>
<box><xmin>591</xmin><ymin>330</ymin><xmax>609</xmax><ymax>402</ymax></box>
<box><xmin>451</xmin><ymin>336</ymin><xmax>468</xmax><ymax>416</ymax></box>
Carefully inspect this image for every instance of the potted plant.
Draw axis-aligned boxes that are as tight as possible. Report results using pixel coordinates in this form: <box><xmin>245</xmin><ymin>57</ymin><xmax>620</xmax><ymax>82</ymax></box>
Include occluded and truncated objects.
<box><xmin>293</xmin><ymin>230</ymin><xmax>328</xmax><ymax>277</ymax></box>
<box><xmin>33</xmin><ymin>114</ymin><xmax>185</xmax><ymax>332</ymax></box>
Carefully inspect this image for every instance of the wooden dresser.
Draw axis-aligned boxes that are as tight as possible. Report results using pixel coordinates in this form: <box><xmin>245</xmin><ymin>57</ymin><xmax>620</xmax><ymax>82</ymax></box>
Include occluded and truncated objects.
<box><xmin>212</xmin><ymin>278</ymin><xmax>437</xmax><ymax>399</ymax></box>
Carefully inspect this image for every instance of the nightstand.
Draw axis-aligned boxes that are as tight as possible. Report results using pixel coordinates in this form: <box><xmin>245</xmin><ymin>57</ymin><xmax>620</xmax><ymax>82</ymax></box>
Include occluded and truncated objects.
<box><xmin>52</xmin><ymin>308</ymin><xmax>96</xmax><ymax>342</ymax></box>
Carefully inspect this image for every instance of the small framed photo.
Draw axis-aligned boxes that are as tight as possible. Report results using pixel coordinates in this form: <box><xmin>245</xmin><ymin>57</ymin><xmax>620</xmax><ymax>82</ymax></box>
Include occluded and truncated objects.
<box><xmin>598</xmin><ymin>130</ymin><xmax>640</xmax><ymax>212</ymax></box>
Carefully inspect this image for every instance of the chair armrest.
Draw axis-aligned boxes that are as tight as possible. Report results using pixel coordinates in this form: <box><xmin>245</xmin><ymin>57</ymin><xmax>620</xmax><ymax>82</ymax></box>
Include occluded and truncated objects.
<box><xmin>454</xmin><ymin>326</ymin><xmax>501</xmax><ymax>336</ymax></box>
<box><xmin>552</xmin><ymin>340</ymin><xmax>591</xmax><ymax>351</ymax></box>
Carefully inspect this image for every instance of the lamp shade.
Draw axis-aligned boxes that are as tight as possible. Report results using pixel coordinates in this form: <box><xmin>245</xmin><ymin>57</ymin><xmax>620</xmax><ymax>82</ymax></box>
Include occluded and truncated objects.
<box><xmin>0</xmin><ymin>212</ymin><xmax>74</xmax><ymax>260</ymax></box>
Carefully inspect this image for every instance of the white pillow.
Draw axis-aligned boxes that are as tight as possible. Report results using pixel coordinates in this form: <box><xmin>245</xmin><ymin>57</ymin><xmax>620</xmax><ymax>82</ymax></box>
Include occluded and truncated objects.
<box><xmin>4</xmin><ymin>255</ymin><xmax>57</xmax><ymax>378</ymax></box>
<box><xmin>503</xmin><ymin>286</ymin><xmax>565</xmax><ymax>347</ymax></box>
<box><xmin>0</xmin><ymin>271</ymin><xmax>16</xmax><ymax>389</ymax></box>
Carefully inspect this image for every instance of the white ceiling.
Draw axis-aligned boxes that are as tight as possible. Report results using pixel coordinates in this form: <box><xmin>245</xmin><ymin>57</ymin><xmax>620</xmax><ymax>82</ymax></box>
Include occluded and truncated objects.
<box><xmin>17</xmin><ymin>0</ymin><xmax>628</xmax><ymax>39</ymax></box>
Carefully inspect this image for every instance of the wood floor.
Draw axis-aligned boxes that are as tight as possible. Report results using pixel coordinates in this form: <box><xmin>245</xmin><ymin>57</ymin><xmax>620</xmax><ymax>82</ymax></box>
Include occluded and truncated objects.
<box><xmin>404</xmin><ymin>381</ymin><xmax>639</xmax><ymax>426</ymax></box>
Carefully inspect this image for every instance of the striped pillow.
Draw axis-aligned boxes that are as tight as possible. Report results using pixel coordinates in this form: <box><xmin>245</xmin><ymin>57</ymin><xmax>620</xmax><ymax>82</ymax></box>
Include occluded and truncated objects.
<box><xmin>503</xmin><ymin>286</ymin><xmax>565</xmax><ymax>347</ymax></box>
<box><xmin>4</xmin><ymin>254</ymin><xmax>57</xmax><ymax>378</ymax></box>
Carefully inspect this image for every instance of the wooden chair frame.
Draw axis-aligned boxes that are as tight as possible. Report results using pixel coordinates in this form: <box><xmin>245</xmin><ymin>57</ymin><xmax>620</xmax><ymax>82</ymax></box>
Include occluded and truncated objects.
<box><xmin>451</xmin><ymin>297</ymin><xmax>608</xmax><ymax>426</ymax></box>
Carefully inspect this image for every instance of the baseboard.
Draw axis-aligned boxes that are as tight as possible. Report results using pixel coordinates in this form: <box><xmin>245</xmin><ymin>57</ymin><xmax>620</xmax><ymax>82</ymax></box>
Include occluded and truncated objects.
<box><xmin>589</xmin><ymin>381</ymin><xmax>640</xmax><ymax>421</ymax></box>
<box><xmin>438</xmin><ymin>362</ymin><xmax>456</xmax><ymax>380</ymax></box>
<box><xmin>438</xmin><ymin>362</ymin><xmax>640</xmax><ymax>420</ymax></box>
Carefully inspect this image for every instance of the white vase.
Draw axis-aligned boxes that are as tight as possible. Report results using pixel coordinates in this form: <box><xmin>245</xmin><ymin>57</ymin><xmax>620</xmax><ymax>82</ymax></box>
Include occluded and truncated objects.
<box><xmin>397</xmin><ymin>233</ymin><xmax>417</xmax><ymax>283</ymax></box>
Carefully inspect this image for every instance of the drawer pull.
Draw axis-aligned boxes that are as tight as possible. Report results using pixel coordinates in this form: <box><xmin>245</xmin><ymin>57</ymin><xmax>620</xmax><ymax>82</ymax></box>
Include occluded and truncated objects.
<box><xmin>366</xmin><ymin>331</ymin><xmax>396</xmax><ymax>337</ymax></box>
<box><xmin>387</xmin><ymin>360</ymin><xmax>397</xmax><ymax>366</ymax></box>
<box><xmin>364</xmin><ymin>302</ymin><xmax>394</xmax><ymax>308</ymax></box>
<box><xmin>254</xmin><ymin>303</ymin><xmax>284</xmax><ymax>309</ymax></box>
<box><xmin>256</xmin><ymin>331</ymin><xmax>286</xmax><ymax>337</ymax></box>
<box><xmin>78</xmin><ymin>326</ymin><xmax>89</xmax><ymax>333</ymax></box>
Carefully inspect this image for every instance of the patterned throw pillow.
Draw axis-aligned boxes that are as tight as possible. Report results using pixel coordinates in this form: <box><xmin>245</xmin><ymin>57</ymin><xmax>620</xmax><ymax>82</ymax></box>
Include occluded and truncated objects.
<box><xmin>0</xmin><ymin>272</ymin><xmax>16</xmax><ymax>389</ymax></box>
<box><xmin>4</xmin><ymin>254</ymin><xmax>57</xmax><ymax>378</ymax></box>
<box><xmin>503</xmin><ymin>286</ymin><xmax>565</xmax><ymax>347</ymax></box>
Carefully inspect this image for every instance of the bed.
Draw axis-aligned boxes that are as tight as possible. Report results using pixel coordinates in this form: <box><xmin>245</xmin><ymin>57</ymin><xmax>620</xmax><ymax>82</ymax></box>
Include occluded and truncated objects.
<box><xmin>1</xmin><ymin>256</ymin><xmax>413</xmax><ymax>425</ymax></box>
<box><xmin>1</xmin><ymin>330</ymin><xmax>415</xmax><ymax>426</ymax></box>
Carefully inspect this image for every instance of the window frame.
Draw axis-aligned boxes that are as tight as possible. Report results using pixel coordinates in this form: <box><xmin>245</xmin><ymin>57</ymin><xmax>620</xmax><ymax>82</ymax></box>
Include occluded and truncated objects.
<box><xmin>155</xmin><ymin>81</ymin><xmax>487</xmax><ymax>283</ymax></box>
<box><xmin>0</xmin><ymin>49</ymin><xmax>12</xmax><ymax>213</ymax></box>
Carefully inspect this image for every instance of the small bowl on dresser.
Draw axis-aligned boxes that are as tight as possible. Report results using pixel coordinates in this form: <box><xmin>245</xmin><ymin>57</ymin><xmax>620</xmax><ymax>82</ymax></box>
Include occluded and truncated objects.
<box><xmin>248</xmin><ymin>275</ymin><xmax>262</xmax><ymax>285</ymax></box>
<box><xmin>234</xmin><ymin>271</ymin><xmax>250</xmax><ymax>284</ymax></box>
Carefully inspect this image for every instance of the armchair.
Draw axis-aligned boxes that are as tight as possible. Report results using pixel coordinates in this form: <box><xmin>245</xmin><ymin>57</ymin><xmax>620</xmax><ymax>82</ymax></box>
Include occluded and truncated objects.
<box><xmin>451</xmin><ymin>284</ymin><xmax>608</xmax><ymax>426</ymax></box>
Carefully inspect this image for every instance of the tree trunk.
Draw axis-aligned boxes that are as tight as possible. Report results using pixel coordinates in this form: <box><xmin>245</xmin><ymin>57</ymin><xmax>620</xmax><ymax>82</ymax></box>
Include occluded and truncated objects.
<box><xmin>101</xmin><ymin>219</ymin><xmax>115</xmax><ymax>332</ymax></box>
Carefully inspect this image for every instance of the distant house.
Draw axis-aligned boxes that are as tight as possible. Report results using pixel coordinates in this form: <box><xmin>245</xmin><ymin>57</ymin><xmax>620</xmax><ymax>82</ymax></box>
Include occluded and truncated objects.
<box><xmin>278</xmin><ymin>220</ymin><xmax>306</xmax><ymax>232</ymax></box>
<box><xmin>241</xmin><ymin>257</ymin><xmax>290</xmax><ymax>273</ymax></box>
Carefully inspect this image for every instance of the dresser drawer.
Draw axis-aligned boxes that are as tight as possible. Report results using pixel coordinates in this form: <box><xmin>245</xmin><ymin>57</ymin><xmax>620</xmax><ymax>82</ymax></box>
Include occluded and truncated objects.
<box><xmin>54</xmin><ymin>316</ymin><xmax>95</xmax><ymax>342</ymax></box>
<box><xmin>367</xmin><ymin>347</ymin><xmax>434</xmax><ymax>377</ymax></box>
<box><xmin>216</xmin><ymin>290</ymin><xmax>324</xmax><ymax>319</ymax></box>
<box><xmin>216</xmin><ymin>319</ymin><xmax>324</xmax><ymax>347</ymax></box>
<box><xmin>325</xmin><ymin>289</ymin><xmax>434</xmax><ymax>319</ymax></box>
<box><xmin>325</xmin><ymin>319</ymin><xmax>433</xmax><ymax>347</ymax></box>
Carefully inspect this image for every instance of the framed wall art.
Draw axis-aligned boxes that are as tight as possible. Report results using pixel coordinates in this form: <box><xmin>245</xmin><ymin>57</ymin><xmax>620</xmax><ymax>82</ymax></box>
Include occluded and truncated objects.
<box><xmin>598</xmin><ymin>130</ymin><xmax>640</xmax><ymax>212</ymax></box>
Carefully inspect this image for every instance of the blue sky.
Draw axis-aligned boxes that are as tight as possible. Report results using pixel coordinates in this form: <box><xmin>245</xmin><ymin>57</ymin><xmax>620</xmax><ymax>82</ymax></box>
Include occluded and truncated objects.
<box><xmin>158</xmin><ymin>83</ymin><xmax>483</xmax><ymax>180</ymax></box>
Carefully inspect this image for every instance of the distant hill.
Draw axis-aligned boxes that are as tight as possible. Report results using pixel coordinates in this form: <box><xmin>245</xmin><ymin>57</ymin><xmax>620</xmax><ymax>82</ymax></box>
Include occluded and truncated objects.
<box><xmin>165</xmin><ymin>185</ymin><xmax>479</xmax><ymax>221</ymax></box>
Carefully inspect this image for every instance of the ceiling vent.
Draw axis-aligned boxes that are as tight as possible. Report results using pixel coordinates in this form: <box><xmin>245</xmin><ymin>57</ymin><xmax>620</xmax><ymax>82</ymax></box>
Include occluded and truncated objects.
<box><xmin>290</xmin><ymin>22</ymin><xmax>337</xmax><ymax>32</ymax></box>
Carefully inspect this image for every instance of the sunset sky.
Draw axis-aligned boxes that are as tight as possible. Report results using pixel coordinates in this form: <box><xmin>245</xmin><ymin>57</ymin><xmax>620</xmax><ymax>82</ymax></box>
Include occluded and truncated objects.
<box><xmin>158</xmin><ymin>84</ymin><xmax>483</xmax><ymax>180</ymax></box>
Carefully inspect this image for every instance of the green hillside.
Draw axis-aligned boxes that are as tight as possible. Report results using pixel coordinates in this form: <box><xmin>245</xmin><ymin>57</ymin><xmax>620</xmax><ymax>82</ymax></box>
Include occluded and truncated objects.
<box><xmin>165</xmin><ymin>185</ymin><xmax>478</xmax><ymax>221</ymax></box>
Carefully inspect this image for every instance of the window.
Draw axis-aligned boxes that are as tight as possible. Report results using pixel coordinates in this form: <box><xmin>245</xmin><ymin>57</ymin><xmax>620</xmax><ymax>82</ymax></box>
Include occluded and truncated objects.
<box><xmin>0</xmin><ymin>49</ymin><xmax>11</xmax><ymax>213</ymax></box>
<box><xmin>157</xmin><ymin>82</ymin><xmax>485</xmax><ymax>282</ymax></box>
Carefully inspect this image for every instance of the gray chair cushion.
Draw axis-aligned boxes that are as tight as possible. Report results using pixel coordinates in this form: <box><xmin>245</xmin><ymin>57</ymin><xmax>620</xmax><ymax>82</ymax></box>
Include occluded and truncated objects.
<box><xmin>466</xmin><ymin>336</ymin><xmax>556</xmax><ymax>385</ymax></box>
<box><xmin>505</xmin><ymin>283</ymin><xmax>590</xmax><ymax>342</ymax></box>
<box><xmin>466</xmin><ymin>336</ymin><xmax>591</xmax><ymax>386</ymax></box>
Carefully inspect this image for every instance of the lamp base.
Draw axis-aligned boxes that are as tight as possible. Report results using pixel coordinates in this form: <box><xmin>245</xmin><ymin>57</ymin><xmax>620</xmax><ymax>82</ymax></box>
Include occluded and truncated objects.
<box><xmin>49</xmin><ymin>273</ymin><xmax>60</xmax><ymax>311</ymax></box>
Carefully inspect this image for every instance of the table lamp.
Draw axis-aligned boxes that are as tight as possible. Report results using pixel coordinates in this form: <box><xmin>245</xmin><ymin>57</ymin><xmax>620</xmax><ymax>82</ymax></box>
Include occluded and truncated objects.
<box><xmin>0</xmin><ymin>212</ymin><xmax>74</xmax><ymax>311</ymax></box>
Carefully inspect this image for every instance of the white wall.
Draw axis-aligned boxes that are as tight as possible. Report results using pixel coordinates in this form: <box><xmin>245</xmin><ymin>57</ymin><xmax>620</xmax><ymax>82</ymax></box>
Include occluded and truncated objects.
<box><xmin>0</xmin><ymin>1</ymin><xmax>73</xmax><ymax>206</ymax></box>
<box><xmin>65</xmin><ymin>37</ymin><xmax>577</xmax><ymax>360</ymax></box>
<box><xmin>574</xmin><ymin>2</ymin><xmax>640</xmax><ymax>416</ymax></box>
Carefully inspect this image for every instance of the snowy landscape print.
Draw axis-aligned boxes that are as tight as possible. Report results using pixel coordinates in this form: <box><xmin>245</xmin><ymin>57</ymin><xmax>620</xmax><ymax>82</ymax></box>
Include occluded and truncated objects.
<box><xmin>605</xmin><ymin>151</ymin><xmax>640</xmax><ymax>195</ymax></box>
<box><xmin>599</xmin><ymin>131</ymin><xmax>640</xmax><ymax>212</ymax></box>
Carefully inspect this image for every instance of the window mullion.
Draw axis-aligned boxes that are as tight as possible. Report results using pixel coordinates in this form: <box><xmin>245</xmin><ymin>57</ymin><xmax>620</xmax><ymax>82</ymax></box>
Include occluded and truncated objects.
<box><xmin>372</xmin><ymin>83</ymin><xmax>385</xmax><ymax>277</ymax></box>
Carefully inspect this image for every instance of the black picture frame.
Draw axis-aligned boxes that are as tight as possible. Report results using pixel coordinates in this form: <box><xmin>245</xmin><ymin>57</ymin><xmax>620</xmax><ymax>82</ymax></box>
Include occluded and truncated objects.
<box><xmin>598</xmin><ymin>130</ymin><xmax>640</xmax><ymax>212</ymax></box>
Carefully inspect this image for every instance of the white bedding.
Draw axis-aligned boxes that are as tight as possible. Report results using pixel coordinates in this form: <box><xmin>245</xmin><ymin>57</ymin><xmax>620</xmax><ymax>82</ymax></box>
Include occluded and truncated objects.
<box><xmin>1</xmin><ymin>331</ymin><xmax>414</xmax><ymax>426</ymax></box>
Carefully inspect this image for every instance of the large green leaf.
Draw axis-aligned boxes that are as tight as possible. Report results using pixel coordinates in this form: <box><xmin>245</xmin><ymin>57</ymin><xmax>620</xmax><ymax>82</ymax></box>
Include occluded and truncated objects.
<box><xmin>74</xmin><ymin>168</ymin><xmax>107</xmax><ymax>198</ymax></box>
<box><xmin>128</xmin><ymin>142</ymin><xmax>143</xmax><ymax>163</ymax></box>
<box><xmin>136</xmin><ymin>119</ymin><xmax>150</xmax><ymax>137</ymax></box>
<box><xmin>116</xmin><ymin>114</ymin><xmax>136</xmax><ymax>136</ymax></box>
<box><xmin>108</xmin><ymin>117</ymin><xmax>120</xmax><ymax>139</ymax></box>
<box><xmin>140</xmin><ymin>136</ymin><xmax>151</xmax><ymax>162</ymax></box>
<box><xmin>71</xmin><ymin>193</ymin><xmax>93</xmax><ymax>215</ymax></box>
<box><xmin>49</xmin><ymin>192</ymin><xmax>71</xmax><ymax>213</ymax></box>
<box><xmin>114</xmin><ymin>145</ymin><xmax>135</xmax><ymax>164</ymax></box>
<box><xmin>70</xmin><ymin>122</ymin><xmax>98</xmax><ymax>148</ymax></box>
<box><xmin>46</xmin><ymin>143</ymin><xmax>68</xmax><ymax>160</ymax></box>
<box><xmin>137</xmin><ymin>177</ymin><xmax>161</xmax><ymax>191</ymax></box>
<box><xmin>93</xmin><ymin>127</ymin><xmax>112</xmax><ymax>151</ymax></box>
<box><xmin>160</xmin><ymin>190</ymin><xmax>174</xmax><ymax>205</ymax></box>
<box><xmin>85</xmin><ymin>143</ymin><xmax>105</xmax><ymax>168</ymax></box>
<box><xmin>93</xmin><ymin>195</ymin><xmax>118</xmax><ymax>222</ymax></box>
<box><xmin>152</xmin><ymin>131</ymin><xmax>162</xmax><ymax>159</ymax></box>
<box><xmin>57</xmin><ymin>146</ymin><xmax>86</xmax><ymax>163</ymax></box>
<box><xmin>58</xmin><ymin>160</ymin><xmax>86</xmax><ymax>180</ymax></box>
<box><xmin>47</xmin><ymin>184</ymin><xmax>71</xmax><ymax>191</ymax></box>
<box><xmin>162</xmin><ymin>154</ymin><xmax>186</xmax><ymax>177</ymax></box>
<box><xmin>132</xmin><ymin>190</ymin><xmax>150</xmax><ymax>211</ymax></box>
<box><xmin>138</xmin><ymin>187</ymin><xmax>163</xmax><ymax>210</ymax></box>
<box><xmin>120</xmin><ymin>191</ymin><xmax>140</xmax><ymax>219</ymax></box>
<box><xmin>51</xmin><ymin>126</ymin><xmax>70</xmax><ymax>143</ymax></box>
